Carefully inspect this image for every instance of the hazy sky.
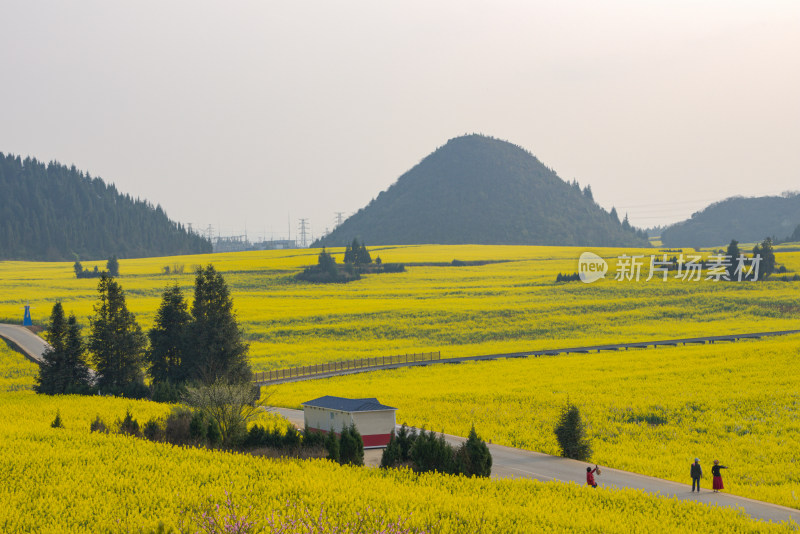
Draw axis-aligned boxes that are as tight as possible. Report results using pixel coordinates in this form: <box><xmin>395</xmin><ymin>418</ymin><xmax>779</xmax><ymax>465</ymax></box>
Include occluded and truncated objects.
<box><xmin>2</xmin><ymin>1</ymin><xmax>798</xmax><ymax>241</ymax></box>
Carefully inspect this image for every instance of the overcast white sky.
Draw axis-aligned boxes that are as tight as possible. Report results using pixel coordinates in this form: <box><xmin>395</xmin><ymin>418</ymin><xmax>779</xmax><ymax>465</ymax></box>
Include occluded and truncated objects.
<box><xmin>1</xmin><ymin>1</ymin><xmax>798</xmax><ymax>241</ymax></box>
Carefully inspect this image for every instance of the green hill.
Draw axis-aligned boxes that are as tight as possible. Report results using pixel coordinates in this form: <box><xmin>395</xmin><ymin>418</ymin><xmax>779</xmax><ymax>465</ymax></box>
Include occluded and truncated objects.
<box><xmin>661</xmin><ymin>194</ymin><xmax>800</xmax><ymax>248</ymax></box>
<box><xmin>0</xmin><ymin>153</ymin><xmax>211</xmax><ymax>260</ymax></box>
<box><xmin>314</xmin><ymin>135</ymin><xmax>649</xmax><ymax>248</ymax></box>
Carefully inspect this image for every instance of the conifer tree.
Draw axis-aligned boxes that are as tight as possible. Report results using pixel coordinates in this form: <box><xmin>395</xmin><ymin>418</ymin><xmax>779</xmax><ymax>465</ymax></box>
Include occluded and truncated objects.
<box><xmin>35</xmin><ymin>302</ymin><xmax>68</xmax><ymax>394</ymax></box>
<box><xmin>356</xmin><ymin>242</ymin><xmax>372</xmax><ymax>264</ymax></box>
<box><xmin>88</xmin><ymin>275</ymin><xmax>146</xmax><ymax>393</ymax></box>
<box><xmin>343</xmin><ymin>239</ymin><xmax>358</xmax><ymax>264</ymax></box>
<box><xmin>455</xmin><ymin>425</ymin><xmax>492</xmax><ymax>477</ymax></box>
<box><xmin>36</xmin><ymin>302</ymin><xmax>91</xmax><ymax>394</ymax></box>
<box><xmin>725</xmin><ymin>239</ymin><xmax>741</xmax><ymax>280</ymax></box>
<box><xmin>187</xmin><ymin>265</ymin><xmax>251</xmax><ymax>384</ymax></box>
<box><xmin>339</xmin><ymin>424</ymin><xmax>364</xmax><ymax>466</ymax></box>
<box><xmin>325</xmin><ymin>428</ymin><xmax>340</xmax><ymax>463</ymax></box>
<box><xmin>380</xmin><ymin>431</ymin><xmax>402</xmax><ymax>468</ymax></box>
<box><xmin>753</xmin><ymin>237</ymin><xmax>776</xmax><ymax>278</ymax></box>
<box><xmin>63</xmin><ymin>314</ymin><xmax>92</xmax><ymax>392</ymax></box>
<box><xmin>147</xmin><ymin>283</ymin><xmax>191</xmax><ymax>384</ymax></box>
<box><xmin>554</xmin><ymin>402</ymin><xmax>592</xmax><ymax>461</ymax></box>
<box><xmin>317</xmin><ymin>247</ymin><xmax>338</xmax><ymax>278</ymax></box>
<box><xmin>106</xmin><ymin>256</ymin><xmax>119</xmax><ymax>277</ymax></box>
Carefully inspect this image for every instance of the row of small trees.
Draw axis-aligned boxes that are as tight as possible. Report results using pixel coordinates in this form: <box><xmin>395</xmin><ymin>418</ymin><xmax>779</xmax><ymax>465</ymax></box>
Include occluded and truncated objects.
<box><xmin>343</xmin><ymin>238</ymin><xmax>372</xmax><ymax>265</ymax></box>
<box><xmin>380</xmin><ymin>424</ymin><xmax>492</xmax><ymax>477</ymax></box>
<box><xmin>74</xmin><ymin>256</ymin><xmax>119</xmax><ymax>279</ymax></box>
<box><xmin>35</xmin><ymin>264</ymin><xmax>250</xmax><ymax>398</ymax></box>
<box><xmin>725</xmin><ymin>238</ymin><xmax>777</xmax><ymax>279</ymax></box>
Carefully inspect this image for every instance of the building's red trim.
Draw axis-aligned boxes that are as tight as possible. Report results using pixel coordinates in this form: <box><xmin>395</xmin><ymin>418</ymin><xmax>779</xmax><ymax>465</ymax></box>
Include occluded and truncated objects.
<box><xmin>306</xmin><ymin>427</ymin><xmax>391</xmax><ymax>448</ymax></box>
<box><xmin>362</xmin><ymin>433</ymin><xmax>392</xmax><ymax>448</ymax></box>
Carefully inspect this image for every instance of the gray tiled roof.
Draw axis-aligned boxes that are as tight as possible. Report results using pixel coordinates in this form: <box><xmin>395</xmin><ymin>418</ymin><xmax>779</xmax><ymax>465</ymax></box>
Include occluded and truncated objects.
<box><xmin>302</xmin><ymin>395</ymin><xmax>396</xmax><ymax>412</ymax></box>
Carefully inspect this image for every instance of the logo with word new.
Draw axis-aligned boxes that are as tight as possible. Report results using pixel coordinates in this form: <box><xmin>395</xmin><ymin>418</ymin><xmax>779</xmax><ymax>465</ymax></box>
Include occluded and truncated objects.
<box><xmin>578</xmin><ymin>252</ymin><xmax>608</xmax><ymax>283</ymax></box>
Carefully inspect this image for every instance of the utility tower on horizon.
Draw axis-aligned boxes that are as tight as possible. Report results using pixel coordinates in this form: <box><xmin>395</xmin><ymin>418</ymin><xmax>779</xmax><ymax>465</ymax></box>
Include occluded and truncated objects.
<box><xmin>335</xmin><ymin>212</ymin><xmax>345</xmax><ymax>227</ymax></box>
<box><xmin>298</xmin><ymin>218</ymin><xmax>309</xmax><ymax>248</ymax></box>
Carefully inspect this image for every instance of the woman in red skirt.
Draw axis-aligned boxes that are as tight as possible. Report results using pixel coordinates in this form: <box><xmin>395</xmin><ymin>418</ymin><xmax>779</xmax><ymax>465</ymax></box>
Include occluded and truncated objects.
<box><xmin>711</xmin><ymin>460</ymin><xmax>728</xmax><ymax>492</ymax></box>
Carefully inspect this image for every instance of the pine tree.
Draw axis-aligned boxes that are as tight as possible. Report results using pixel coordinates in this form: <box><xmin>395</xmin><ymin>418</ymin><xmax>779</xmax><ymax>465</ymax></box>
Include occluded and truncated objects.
<box><xmin>725</xmin><ymin>239</ymin><xmax>741</xmax><ymax>280</ymax></box>
<box><xmin>554</xmin><ymin>402</ymin><xmax>592</xmax><ymax>461</ymax></box>
<box><xmin>88</xmin><ymin>275</ymin><xmax>146</xmax><ymax>393</ymax></box>
<box><xmin>338</xmin><ymin>424</ymin><xmax>364</xmax><ymax>466</ymax></box>
<box><xmin>324</xmin><ymin>428</ymin><xmax>340</xmax><ymax>463</ymax></box>
<box><xmin>187</xmin><ymin>265</ymin><xmax>251</xmax><ymax>384</ymax></box>
<box><xmin>36</xmin><ymin>303</ymin><xmax>91</xmax><ymax>394</ymax></box>
<box><xmin>106</xmin><ymin>256</ymin><xmax>119</xmax><ymax>277</ymax></box>
<box><xmin>63</xmin><ymin>313</ymin><xmax>92</xmax><ymax>393</ymax></box>
<box><xmin>380</xmin><ymin>431</ymin><xmax>402</xmax><ymax>468</ymax></box>
<box><xmin>753</xmin><ymin>237</ymin><xmax>776</xmax><ymax>279</ymax></box>
<box><xmin>317</xmin><ymin>247</ymin><xmax>338</xmax><ymax>278</ymax></box>
<box><xmin>410</xmin><ymin>429</ymin><xmax>455</xmax><ymax>474</ymax></box>
<box><xmin>35</xmin><ymin>302</ymin><xmax>68</xmax><ymax>394</ymax></box>
<box><xmin>455</xmin><ymin>425</ymin><xmax>492</xmax><ymax>477</ymax></box>
<box><xmin>380</xmin><ymin>423</ymin><xmax>418</xmax><ymax>468</ymax></box>
<box><xmin>622</xmin><ymin>214</ymin><xmax>631</xmax><ymax>231</ymax></box>
<box><xmin>147</xmin><ymin>283</ymin><xmax>191</xmax><ymax>384</ymax></box>
<box><xmin>344</xmin><ymin>239</ymin><xmax>358</xmax><ymax>264</ymax></box>
<box><xmin>356</xmin><ymin>242</ymin><xmax>372</xmax><ymax>264</ymax></box>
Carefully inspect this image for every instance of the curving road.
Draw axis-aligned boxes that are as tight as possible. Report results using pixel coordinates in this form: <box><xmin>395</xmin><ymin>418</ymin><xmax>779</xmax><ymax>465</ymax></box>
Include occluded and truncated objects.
<box><xmin>271</xmin><ymin>407</ymin><xmax>798</xmax><ymax>525</ymax></box>
<box><xmin>0</xmin><ymin>324</ymin><xmax>50</xmax><ymax>363</ymax></box>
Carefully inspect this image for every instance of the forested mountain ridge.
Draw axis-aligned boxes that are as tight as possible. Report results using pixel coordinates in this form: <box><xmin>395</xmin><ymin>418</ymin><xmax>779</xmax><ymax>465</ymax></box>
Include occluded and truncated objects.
<box><xmin>314</xmin><ymin>134</ymin><xmax>650</xmax><ymax>248</ymax></box>
<box><xmin>661</xmin><ymin>194</ymin><xmax>800</xmax><ymax>248</ymax></box>
<box><xmin>0</xmin><ymin>153</ymin><xmax>211</xmax><ymax>260</ymax></box>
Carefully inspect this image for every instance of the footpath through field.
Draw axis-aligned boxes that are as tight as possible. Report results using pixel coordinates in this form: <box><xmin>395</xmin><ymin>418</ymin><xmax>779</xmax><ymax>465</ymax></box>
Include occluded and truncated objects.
<box><xmin>0</xmin><ymin>324</ymin><xmax>49</xmax><ymax>363</ymax></box>
<box><xmin>271</xmin><ymin>406</ymin><xmax>799</xmax><ymax>526</ymax></box>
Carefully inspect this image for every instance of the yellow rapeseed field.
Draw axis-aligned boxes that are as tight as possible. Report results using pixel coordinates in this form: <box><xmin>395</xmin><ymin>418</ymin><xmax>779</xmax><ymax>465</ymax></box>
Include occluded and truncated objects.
<box><xmin>1</xmin><ymin>245</ymin><xmax>798</xmax><ymax>371</ymax></box>
<box><xmin>1</xmin><ymin>241</ymin><xmax>799</xmax><ymax>530</ymax></box>
<box><xmin>0</xmin><ymin>390</ymin><xmax>794</xmax><ymax>533</ymax></box>
<box><xmin>270</xmin><ymin>334</ymin><xmax>800</xmax><ymax>509</ymax></box>
<box><xmin>0</xmin><ymin>339</ymin><xmax>38</xmax><ymax>392</ymax></box>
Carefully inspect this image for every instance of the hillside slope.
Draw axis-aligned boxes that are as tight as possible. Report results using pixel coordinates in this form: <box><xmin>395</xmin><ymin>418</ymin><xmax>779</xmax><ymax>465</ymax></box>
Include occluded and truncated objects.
<box><xmin>661</xmin><ymin>194</ymin><xmax>800</xmax><ymax>248</ymax></box>
<box><xmin>0</xmin><ymin>153</ymin><xmax>210</xmax><ymax>260</ymax></box>
<box><xmin>314</xmin><ymin>135</ymin><xmax>649</xmax><ymax>248</ymax></box>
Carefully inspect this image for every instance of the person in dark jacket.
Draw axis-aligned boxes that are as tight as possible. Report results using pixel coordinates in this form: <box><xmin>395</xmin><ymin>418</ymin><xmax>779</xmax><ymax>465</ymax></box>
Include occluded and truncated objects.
<box><xmin>690</xmin><ymin>458</ymin><xmax>703</xmax><ymax>492</ymax></box>
<box><xmin>711</xmin><ymin>460</ymin><xmax>728</xmax><ymax>492</ymax></box>
<box><xmin>586</xmin><ymin>465</ymin><xmax>599</xmax><ymax>488</ymax></box>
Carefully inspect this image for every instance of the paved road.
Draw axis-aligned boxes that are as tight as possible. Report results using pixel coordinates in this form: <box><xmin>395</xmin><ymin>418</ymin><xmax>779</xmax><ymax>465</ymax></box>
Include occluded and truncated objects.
<box><xmin>0</xmin><ymin>324</ymin><xmax>49</xmax><ymax>363</ymax></box>
<box><xmin>256</xmin><ymin>329</ymin><xmax>800</xmax><ymax>385</ymax></box>
<box><xmin>271</xmin><ymin>407</ymin><xmax>798</xmax><ymax>525</ymax></box>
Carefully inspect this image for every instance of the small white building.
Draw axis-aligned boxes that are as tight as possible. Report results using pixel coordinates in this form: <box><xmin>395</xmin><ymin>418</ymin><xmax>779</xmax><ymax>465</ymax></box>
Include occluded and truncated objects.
<box><xmin>302</xmin><ymin>396</ymin><xmax>397</xmax><ymax>448</ymax></box>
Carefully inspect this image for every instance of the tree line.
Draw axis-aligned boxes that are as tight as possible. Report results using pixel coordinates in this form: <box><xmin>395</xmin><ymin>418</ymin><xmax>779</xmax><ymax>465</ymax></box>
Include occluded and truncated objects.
<box><xmin>0</xmin><ymin>152</ymin><xmax>211</xmax><ymax>261</ymax></box>
<box><xmin>35</xmin><ymin>264</ymin><xmax>250</xmax><ymax>399</ymax></box>
<box><xmin>380</xmin><ymin>424</ymin><xmax>492</xmax><ymax>478</ymax></box>
<box><xmin>74</xmin><ymin>256</ymin><xmax>119</xmax><ymax>278</ymax></box>
<box><xmin>298</xmin><ymin>238</ymin><xmax>404</xmax><ymax>284</ymax></box>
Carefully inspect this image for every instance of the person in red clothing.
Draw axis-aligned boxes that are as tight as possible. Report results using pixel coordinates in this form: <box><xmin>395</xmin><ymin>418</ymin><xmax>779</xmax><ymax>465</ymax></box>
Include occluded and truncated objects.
<box><xmin>711</xmin><ymin>459</ymin><xmax>728</xmax><ymax>492</ymax></box>
<box><xmin>586</xmin><ymin>465</ymin><xmax>599</xmax><ymax>488</ymax></box>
